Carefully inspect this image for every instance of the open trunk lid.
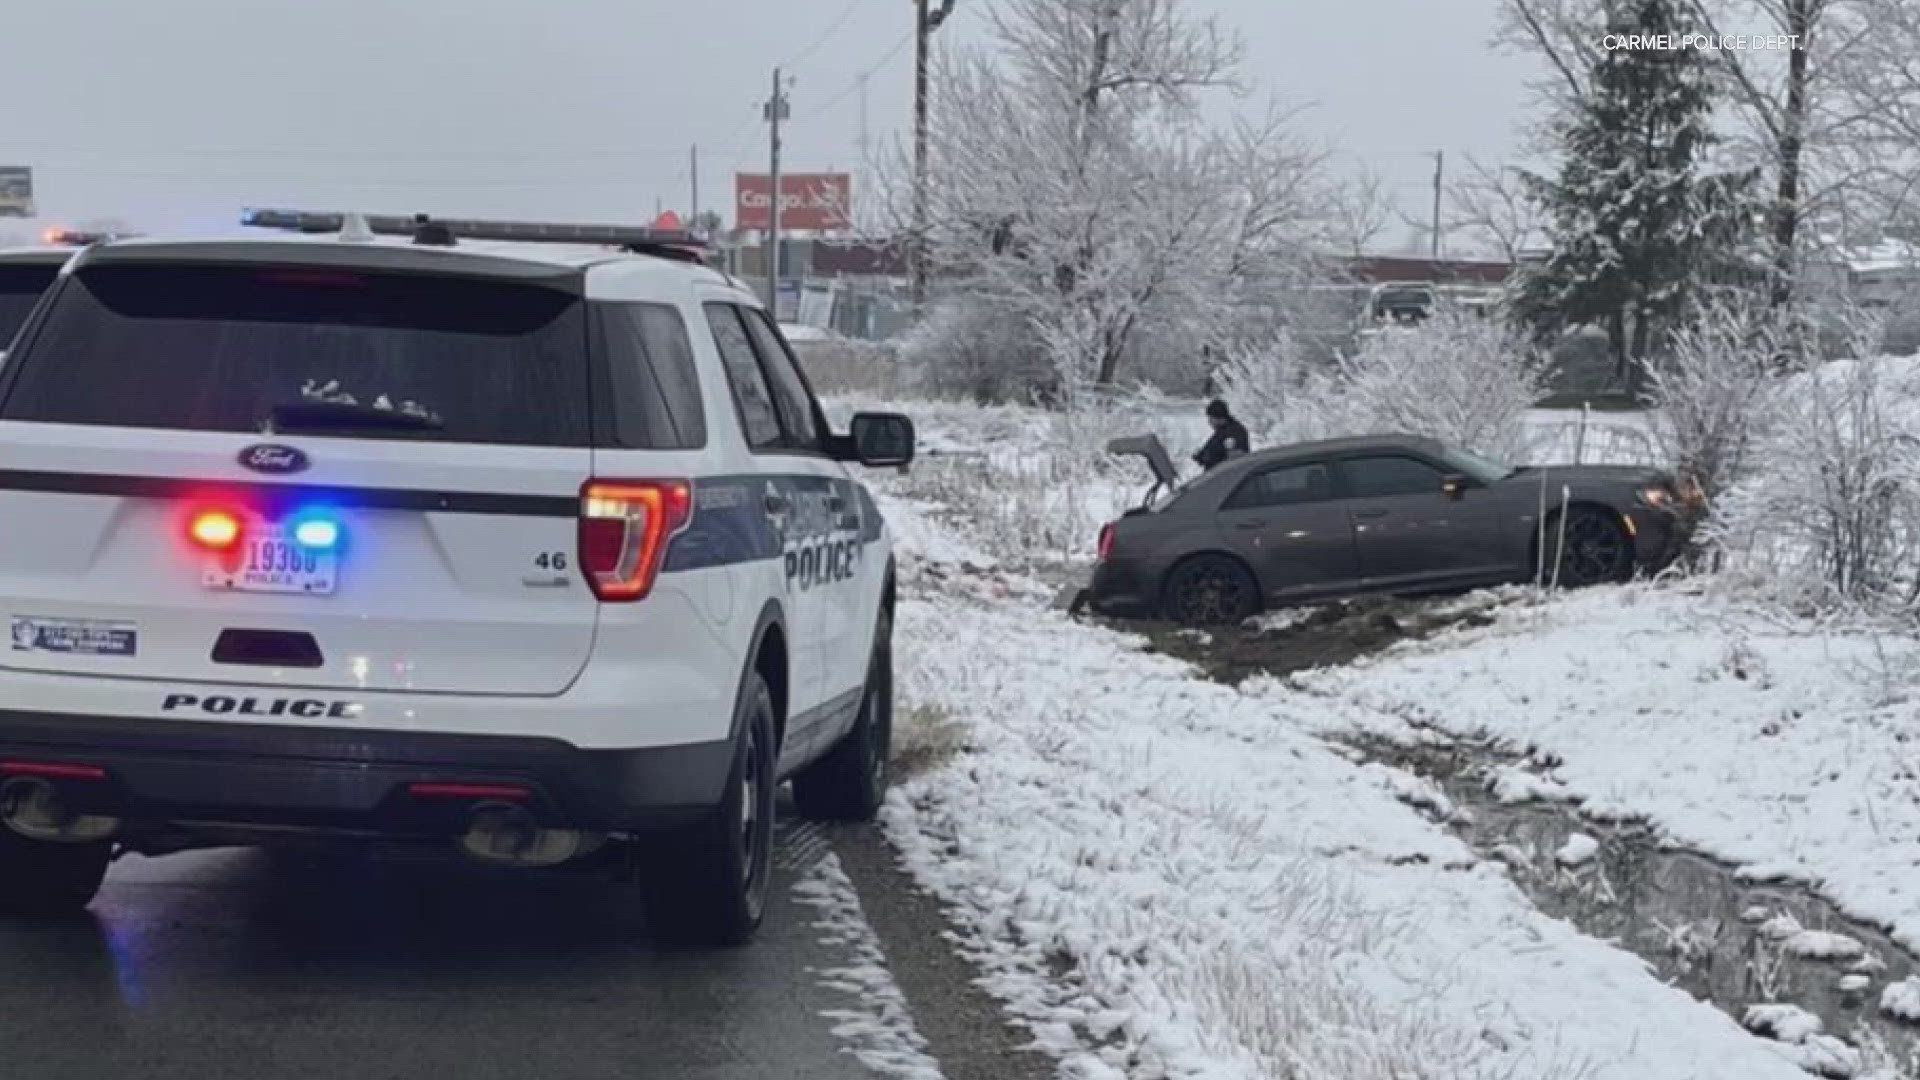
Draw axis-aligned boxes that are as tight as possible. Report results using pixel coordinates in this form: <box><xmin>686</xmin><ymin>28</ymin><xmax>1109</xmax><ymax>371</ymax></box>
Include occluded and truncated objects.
<box><xmin>0</xmin><ymin>255</ymin><xmax>600</xmax><ymax>696</ymax></box>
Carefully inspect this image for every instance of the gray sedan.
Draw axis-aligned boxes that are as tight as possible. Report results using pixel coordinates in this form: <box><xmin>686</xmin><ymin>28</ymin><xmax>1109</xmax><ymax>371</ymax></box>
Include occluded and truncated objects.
<box><xmin>1086</xmin><ymin>433</ymin><xmax>1692</xmax><ymax>625</ymax></box>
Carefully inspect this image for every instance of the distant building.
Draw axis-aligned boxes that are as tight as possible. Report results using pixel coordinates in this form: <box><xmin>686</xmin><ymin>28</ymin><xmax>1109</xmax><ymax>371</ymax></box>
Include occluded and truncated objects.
<box><xmin>1338</xmin><ymin>255</ymin><xmax>1516</xmax><ymax>286</ymax></box>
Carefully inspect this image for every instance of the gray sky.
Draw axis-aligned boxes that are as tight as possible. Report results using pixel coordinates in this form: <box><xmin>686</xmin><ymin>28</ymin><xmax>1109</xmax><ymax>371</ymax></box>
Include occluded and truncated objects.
<box><xmin>1</xmin><ymin>0</ymin><xmax>1541</xmax><ymax>246</ymax></box>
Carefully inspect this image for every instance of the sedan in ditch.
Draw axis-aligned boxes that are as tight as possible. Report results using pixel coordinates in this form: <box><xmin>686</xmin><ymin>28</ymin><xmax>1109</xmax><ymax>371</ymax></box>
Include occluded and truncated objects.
<box><xmin>1085</xmin><ymin>433</ymin><xmax>1693</xmax><ymax>625</ymax></box>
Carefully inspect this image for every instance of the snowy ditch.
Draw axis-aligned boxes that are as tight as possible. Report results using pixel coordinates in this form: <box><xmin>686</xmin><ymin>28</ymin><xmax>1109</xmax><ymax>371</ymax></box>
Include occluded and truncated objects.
<box><xmin>1137</xmin><ymin>602</ymin><xmax>1920</xmax><ymax>1078</ymax></box>
<box><xmin>1340</xmin><ymin>731</ymin><xmax>1920</xmax><ymax>1078</ymax></box>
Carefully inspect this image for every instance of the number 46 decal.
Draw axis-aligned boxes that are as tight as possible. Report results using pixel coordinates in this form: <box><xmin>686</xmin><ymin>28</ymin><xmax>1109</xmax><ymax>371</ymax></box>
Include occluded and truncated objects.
<box><xmin>535</xmin><ymin>552</ymin><xmax>570</xmax><ymax>570</ymax></box>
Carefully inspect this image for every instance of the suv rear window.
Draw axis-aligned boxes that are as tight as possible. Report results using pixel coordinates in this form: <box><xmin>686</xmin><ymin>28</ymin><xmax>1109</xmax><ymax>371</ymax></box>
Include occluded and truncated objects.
<box><xmin>0</xmin><ymin>263</ymin><xmax>591</xmax><ymax>447</ymax></box>
<box><xmin>0</xmin><ymin>263</ymin><xmax>60</xmax><ymax>348</ymax></box>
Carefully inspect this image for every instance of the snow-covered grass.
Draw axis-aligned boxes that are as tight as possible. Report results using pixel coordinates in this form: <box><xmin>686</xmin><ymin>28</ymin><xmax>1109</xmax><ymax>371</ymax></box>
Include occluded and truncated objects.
<box><xmin>828</xmin><ymin>394</ymin><xmax>1206</xmax><ymax>566</ymax></box>
<box><xmin>1290</xmin><ymin>582</ymin><xmax>1920</xmax><ymax>958</ymax></box>
<box><xmin>848</xmin><ymin>385</ymin><xmax>1920</xmax><ymax>1079</ymax></box>
<box><xmin>872</xmin><ymin>484</ymin><xmax>1813</xmax><ymax>1079</ymax></box>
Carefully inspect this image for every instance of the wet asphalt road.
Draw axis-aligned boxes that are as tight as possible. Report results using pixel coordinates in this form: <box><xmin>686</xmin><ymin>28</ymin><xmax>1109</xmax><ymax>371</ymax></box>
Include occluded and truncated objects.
<box><xmin>0</xmin><ymin>815</ymin><xmax>1041</xmax><ymax>1080</ymax></box>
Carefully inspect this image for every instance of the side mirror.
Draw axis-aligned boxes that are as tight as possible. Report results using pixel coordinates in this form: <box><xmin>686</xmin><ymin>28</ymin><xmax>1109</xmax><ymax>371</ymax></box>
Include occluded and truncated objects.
<box><xmin>1441</xmin><ymin>473</ymin><xmax>1469</xmax><ymax>500</ymax></box>
<box><xmin>848</xmin><ymin>412</ymin><xmax>916</xmax><ymax>469</ymax></box>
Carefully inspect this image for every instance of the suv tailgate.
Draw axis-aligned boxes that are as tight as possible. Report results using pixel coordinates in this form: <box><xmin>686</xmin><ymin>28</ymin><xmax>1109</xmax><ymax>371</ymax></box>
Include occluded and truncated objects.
<box><xmin>0</xmin><ymin>256</ymin><xmax>598</xmax><ymax>696</ymax></box>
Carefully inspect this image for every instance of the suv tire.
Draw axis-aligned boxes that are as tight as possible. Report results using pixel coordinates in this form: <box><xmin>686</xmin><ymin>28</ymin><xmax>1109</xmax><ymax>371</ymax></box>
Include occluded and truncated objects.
<box><xmin>0</xmin><ymin>830</ymin><xmax>111</xmax><ymax>919</ymax></box>
<box><xmin>643</xmin><ymin>670</ymin><xmax>777</xmax><ymax>949</ymax></box>
<box><xmin>793</xmin><ymin>605</ymin><xmax>893</xmax><ymax>822</ymax></box>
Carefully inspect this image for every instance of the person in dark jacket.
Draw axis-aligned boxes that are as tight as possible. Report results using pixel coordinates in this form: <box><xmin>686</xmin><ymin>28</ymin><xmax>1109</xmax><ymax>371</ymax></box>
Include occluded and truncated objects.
<box><xmin>1193</xmin><ymin>399</ymin><xmax>1251</xmax><ymax>471</ymax></box>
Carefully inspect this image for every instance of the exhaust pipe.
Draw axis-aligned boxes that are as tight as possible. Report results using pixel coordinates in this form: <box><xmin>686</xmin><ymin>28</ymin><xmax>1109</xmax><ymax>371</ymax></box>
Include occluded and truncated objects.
<box><xmin>455</xmin><ymin>801</ymin><xmax>601</xmax><ymax>868</ymax></box>
<box><xmin>0</xmin><ymin>775</ymin><xmax>121</xmax><ymax>843</ymax></box>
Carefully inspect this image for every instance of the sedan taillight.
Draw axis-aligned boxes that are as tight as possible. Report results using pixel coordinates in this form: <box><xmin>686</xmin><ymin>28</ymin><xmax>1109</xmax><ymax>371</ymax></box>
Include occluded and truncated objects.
<box><xmin>1097</xmin><ymin>523</ymin><xmax>1116</xmax><ymax>562</ymax></box>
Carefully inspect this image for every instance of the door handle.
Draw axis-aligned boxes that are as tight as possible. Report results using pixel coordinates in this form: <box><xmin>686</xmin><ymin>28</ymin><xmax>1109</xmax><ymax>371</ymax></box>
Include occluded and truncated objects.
<box><xmin>1232</xmin><ymin>521</ymin><xmax>1266</xmax><ymax>530</ymax></box>
<box><xmin>1353</xmin><ymin>508</ymin><xmax>1389</xmax><ymax>520</ymax></box>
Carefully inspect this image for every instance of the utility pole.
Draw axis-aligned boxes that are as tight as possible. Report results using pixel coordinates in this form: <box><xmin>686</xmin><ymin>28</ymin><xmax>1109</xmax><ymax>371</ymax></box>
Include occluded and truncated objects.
<box><xmin>1431</xmin><ymin>150</ymin><xmax>1444</xmax><ymax>262</ymax></box>
<box><xmin>911</xmin><ymin>0</ymin><xmax>957</xmax><ymax>310</ymax></box>
<box><xmin>690</xmin><ymin>144</ymin><xmax>700</xmax><ymax>229</ymax></box>
<box><xmin>765</xmin><ymin>67</ymin><xmax>790</xmax><ymax>311</ymax></box>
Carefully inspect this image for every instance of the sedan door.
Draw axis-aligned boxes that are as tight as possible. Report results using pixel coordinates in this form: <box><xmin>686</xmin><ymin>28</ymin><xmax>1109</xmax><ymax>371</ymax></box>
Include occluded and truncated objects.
<box><xmin>1214</xmin><ymin>460</ymin><xmax>1360</xmax><ymax>603</ymax></box>
<box><xmin>1334</xmin><ymin>453</ymin><xmax>1517</xmax><ymax>590</ymax></box>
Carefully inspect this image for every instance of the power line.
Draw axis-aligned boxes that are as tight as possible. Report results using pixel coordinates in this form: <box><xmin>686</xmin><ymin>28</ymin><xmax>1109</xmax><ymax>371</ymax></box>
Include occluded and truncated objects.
<box><xmin>796</xmin><ymin>28</ymin><xmax>913</xmax><ymax>123</ymax></box>
<box><xmin>778</xmin><ymin>0</ymin><xmax>871</xmax><ymax>74</ymax></box>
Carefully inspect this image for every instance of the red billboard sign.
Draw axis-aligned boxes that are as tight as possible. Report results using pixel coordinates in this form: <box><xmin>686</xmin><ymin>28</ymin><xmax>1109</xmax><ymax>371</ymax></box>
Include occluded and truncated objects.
<box><xmin>735</xmin><ymin>173</ymin><xmax>851</xmax><ymax>232</ymax></box>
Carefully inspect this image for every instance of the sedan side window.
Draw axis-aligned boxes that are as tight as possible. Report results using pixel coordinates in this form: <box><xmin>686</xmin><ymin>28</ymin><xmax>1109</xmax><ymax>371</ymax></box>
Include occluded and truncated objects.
<box><xmin>1224</xmin><ymin>462</ymin><xmax>1335</xmax><ymax>510</ymax></box>
<box><xmin>1341</xmin><ymin>455</ymin><xmax>1447</xmax><ymax>499</ymax></box>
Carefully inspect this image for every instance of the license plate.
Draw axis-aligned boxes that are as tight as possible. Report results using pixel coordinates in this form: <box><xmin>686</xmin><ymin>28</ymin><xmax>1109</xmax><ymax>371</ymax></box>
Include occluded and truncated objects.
<box><xmin>204</xmin><ymin>529</ymin><xmax>338</xmax><ymax>595</ymax></box>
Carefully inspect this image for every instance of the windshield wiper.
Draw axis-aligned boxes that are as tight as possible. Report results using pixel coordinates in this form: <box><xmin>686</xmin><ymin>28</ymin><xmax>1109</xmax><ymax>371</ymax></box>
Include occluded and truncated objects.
<box><xmin>267</xmin><ymin>401</ymin><xmax>444</xmax><ymax>433</ymax></box>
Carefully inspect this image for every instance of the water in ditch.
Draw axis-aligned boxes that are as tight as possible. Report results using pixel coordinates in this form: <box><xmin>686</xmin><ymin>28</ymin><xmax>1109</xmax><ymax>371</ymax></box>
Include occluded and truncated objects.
<box><xmin>1347</xmin><ymin>733</ymin><xmax>1920</xmax><ymax>1079</ymax></box>
<box><xmin>1116</xmin><ymin>595</ymin><xmax>1920</xmax><ymax>1077</ymax></box>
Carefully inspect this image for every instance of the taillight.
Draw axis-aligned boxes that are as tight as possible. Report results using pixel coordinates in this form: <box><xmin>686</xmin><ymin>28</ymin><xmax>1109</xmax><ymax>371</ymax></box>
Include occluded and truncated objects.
<box><xmin>1098</xmin><ymin>523</ymin><xmax>1116</xmax><ymax>562</ymax></box>
<box><xmin>578</xmin><ymin>479</ymin><xmax>693</xmax><ymax>602</ymax></box>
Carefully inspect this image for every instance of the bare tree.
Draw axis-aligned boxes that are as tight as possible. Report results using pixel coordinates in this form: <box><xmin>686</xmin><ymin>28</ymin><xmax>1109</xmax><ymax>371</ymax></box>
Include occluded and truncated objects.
<box><xmin>1494</xmin><ymin>0</ymin><xmax>1609</xmax><ymax>121</ymax></box>
<box><xmin>1446</xmin><ymin>156</ymin><xmax>1545</xmax><ymax>262</ymax></box>
<box><xmin>1837</xmin><ymin>0</ymin><xmax>1920</xmax><ymax>236</ymax></box>
<box><xmin>907</xmin><ymin>0</ymin><xmax>1323</xmax><ymax>396</ymax></box>
<box><xmin>1680</xmin><ymin>0</ymin><xmax>1878</xmax><ymax>307</ymax></box>
<box><xmin>1321</xmin><ymin>168</ymin><xmax>1395</xmax><ymax>260</ymax></box>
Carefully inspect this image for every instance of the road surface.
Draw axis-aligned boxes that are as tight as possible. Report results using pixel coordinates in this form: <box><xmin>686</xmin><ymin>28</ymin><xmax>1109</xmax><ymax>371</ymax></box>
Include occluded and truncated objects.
<box><xmin>0</xmin><ymin>815</ymin><xmax>1050</xmax><ymax>1080</ymax></box>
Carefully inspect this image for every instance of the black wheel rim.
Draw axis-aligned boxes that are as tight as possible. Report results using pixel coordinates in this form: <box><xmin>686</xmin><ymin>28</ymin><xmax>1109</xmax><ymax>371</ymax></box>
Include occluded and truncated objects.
<box><xmin>1176</xmin><ymin>563</ymin><xmax>1250</xmax><ymax>624</ymax></box>
<box><xmin>1556</xmin><ymin>513</ymin><xmax>1634</xmax><ymax>587</ymax></box>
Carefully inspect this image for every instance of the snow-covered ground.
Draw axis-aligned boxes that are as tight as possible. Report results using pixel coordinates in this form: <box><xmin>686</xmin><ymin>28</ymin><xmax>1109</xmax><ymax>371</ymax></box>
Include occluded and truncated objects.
<box><xmin>1293</xmin><ymin>583</ymin><xmax>1920</xmax><ymax>953</ymax></box>
<box><xmin>878</xmin><ymin>494</ymin><xmax>1815</xmax><ymax>1079</ymax></box>
<box><xmin>840</xmin><ymin>382</ymin><xmax>1920</xmax><ymax>1076</ymax></box>
<box><xmin>849</xmin><ymin>382</ymin><xmax>1878</xmax><ymax>1076</ymax></box>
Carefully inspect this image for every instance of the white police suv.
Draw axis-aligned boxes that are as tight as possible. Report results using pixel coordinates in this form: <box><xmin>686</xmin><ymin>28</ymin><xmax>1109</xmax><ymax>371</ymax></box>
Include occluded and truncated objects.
<box><xmin>0</xmin><ymin>210</ymin><xmax>914</xmax><ymax>948</ymax></box>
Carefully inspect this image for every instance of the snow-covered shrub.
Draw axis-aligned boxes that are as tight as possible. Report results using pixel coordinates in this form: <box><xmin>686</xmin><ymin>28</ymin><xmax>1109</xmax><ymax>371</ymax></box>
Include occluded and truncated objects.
<box><xmin>1708</xmin><ymin>321</ymin><xmax>1920</xmax><ymax>612</ymax></box>
<box><xmin>895</xmin><ymin>296</ymin><xmax>1050</xmax><ymax>404</ymax></box>
<box><xmin>791</xmin><ymin>338</ymin><xmax>902</xmax><ymax>399</ymax></box>
<box><xmin>1226</xmin><ymin>305</ymin><xmax>1548</xmax><ymax>460</ymax></box>
<box><xmin>1211</xmin><ymin>328</ymin><xmax>1312</xmax><ymax>440</ymax></box>
<box><xmin>1645</xmin><ymin>297</ymin><xmax>1790</xmax><ymax>541</ymax></box>
<box><xmin>1882</xmin><ymin>289</ymin><xmax>1920</xmax><ymax>358</ymax></box>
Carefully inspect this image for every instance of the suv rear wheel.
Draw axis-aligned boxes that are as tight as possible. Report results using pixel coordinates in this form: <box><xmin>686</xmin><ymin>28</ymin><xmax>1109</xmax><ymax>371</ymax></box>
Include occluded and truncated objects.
<box><xmin>643</xmin><ymin>671</ymin><xmax>776</xmax><ymax>949</ymax></box>
<box><xmin>0</xmin><ymin>831</ymin><xmax>111</xmax><ymax>918</ymax></box>
<box><xmin>793</xmin><ymin>605</ymin><xmax>893</xmax><ymax>822</ymax></box>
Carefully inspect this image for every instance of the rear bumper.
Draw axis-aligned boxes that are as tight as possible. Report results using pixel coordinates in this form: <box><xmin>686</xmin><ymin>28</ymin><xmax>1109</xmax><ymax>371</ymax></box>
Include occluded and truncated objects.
<box><xmin>1083</xmin><ymin>560</ymin><xmax>1161</xmax><ymax>619</ymax></box>
<box><xmin>0</xmin><ymin>710</ymin><xmax>733</xmax><ymax>838</ymax></box>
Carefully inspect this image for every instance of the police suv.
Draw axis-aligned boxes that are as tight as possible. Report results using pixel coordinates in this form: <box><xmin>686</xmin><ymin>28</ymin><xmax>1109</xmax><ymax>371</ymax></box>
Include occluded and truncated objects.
<box><xmin>0</xmin><ymin>210</ymin><xmax>914</xmax><ymax>948</ymax></box>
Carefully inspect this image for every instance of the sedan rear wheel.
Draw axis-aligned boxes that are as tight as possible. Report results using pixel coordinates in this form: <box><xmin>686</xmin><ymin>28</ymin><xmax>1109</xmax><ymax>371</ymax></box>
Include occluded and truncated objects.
<box><xmin>1162</xmin><ymin>554</ymin><xmax>1260</xmax><ymax>626</ymax></box>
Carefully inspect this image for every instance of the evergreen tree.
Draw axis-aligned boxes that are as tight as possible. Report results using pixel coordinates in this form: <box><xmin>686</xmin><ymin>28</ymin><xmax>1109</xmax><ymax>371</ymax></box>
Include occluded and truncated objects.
<box><xmin>1515</xmin><ymin>0</ymin><xmax>1756</xmax><ymax>391</ymax></box>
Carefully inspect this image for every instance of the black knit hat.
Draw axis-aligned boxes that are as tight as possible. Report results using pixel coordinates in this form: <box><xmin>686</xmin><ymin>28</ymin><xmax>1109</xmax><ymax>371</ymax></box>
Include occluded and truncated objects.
<box><xmin>1206</xmin><ymin>399</ymin><xmax>1231</xmax><ymax>420</ymax></box>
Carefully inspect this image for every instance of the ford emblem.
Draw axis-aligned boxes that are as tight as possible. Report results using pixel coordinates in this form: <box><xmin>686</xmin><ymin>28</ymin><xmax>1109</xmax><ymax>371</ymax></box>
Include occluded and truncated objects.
<box><xmin>238</xmin><ymin>443</ymin><xmax>310</xmax><ymax>475</ymax></box>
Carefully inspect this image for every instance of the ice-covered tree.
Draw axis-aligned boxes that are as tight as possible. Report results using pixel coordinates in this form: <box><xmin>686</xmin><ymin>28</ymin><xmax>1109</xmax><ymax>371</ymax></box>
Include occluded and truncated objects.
<box><xmin>1513</xmin><ymin>0</ymin><xmax>1757</xmax><ymax>391</ymax></box>
<box><xmin>905</xmin><ymin>0</ymin><xmax>1323</xmax><ymax>398</ymax></box>
<box><xmin>1502</xmin><ymin>0</ymin><xmax>1882</xmax><ymax>308</ymax></box>
<box><xmin>1645</xmin><ymin>296</ymin><xmax>1791</xmax><ymax>544</ymax></box>
<box><xmin>1220</xmin><ymin>304</ymin><xmax>1548</xmax><ymax>462</ymax></box>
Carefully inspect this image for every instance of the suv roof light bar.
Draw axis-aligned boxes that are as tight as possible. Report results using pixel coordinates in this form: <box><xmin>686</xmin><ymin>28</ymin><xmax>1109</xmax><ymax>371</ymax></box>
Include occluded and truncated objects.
<box><xmin>239</xmin><ymin>208</ymin><xmax>711</xmax><ymax>263</ymax></box>
<box><xmin>43</xmin><ymin>228</ymin><xmax>137</xmax><ymax>248</ymax></box>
